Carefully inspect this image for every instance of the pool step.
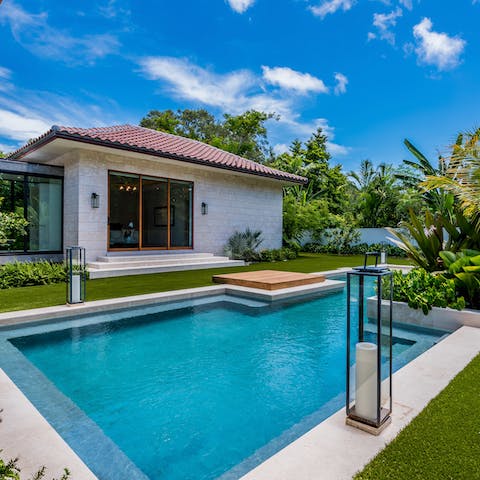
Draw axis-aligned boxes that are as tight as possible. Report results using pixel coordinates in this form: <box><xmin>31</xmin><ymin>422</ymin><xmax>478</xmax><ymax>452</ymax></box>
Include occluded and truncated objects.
<box><xmin>88</xmin><ymin>253</ymin><xmax>245</xmax><ymax>279</ymax></box>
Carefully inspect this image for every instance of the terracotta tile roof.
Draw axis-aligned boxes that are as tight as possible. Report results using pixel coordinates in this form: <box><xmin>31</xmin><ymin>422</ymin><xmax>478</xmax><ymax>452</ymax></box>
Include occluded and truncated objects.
<box><xmin>8</xmin><ymin>124</ymin><xmax>307</xmax><ymax>184</ymax></box>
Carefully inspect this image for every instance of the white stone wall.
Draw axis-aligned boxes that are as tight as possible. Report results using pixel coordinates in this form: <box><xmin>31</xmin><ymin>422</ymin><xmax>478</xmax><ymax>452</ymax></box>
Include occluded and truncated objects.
<box><xmin>62</xmin><ymin>149</ymin><xmax>284</xmax><ymax>261</ymax></box>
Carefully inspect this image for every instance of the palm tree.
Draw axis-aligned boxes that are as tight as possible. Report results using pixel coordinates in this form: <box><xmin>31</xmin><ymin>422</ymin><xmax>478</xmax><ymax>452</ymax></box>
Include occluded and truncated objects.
<box><xmin>422</xmin><ymin>128</ymin><xmax>480</xmax><ymax>224</ymax></box>
<box><xmin>396</xmin><ymin>139</ymin><xmax>452</xmax><ymax>215</ymax></box>
<box><xmin>347</xmin><ymin>159</ymin><xmax>377</xmax><ymax>191</ymax></box>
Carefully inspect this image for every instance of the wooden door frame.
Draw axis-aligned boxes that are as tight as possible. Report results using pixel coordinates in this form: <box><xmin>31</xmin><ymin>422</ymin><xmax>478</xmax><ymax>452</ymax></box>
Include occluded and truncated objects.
<box><xmin>107</xmin><ymin>170</ymin><xmax>194</xmax><ymax>252</ymax></box>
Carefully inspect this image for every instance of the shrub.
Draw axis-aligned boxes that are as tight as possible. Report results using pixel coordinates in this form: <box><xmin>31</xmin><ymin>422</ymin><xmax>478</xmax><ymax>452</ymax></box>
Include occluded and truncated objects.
<box><xmin>303</xmin><ymin>242</ymin><xmax>406</xmax><ymax>257</ymax></box>
<box><xmin>258</xmin><ymin>247</ymin><xmax>298</xmax><ymax>262</ymax></box>
<box><xmin>224</xmin><ymin>228</ymin><xmax>263</xmax><ymax>261</ymax></box>
<box><xmin>319</xmin><ymin>225</ymin><xmax>360</xmax><ymax>254</ymax></box>
<box><xmin>0</xmin><ymin>261</ymin><xmax>67</xmax><ymax>289</ymax></box>
<box><xmin>383</xmin><ymin>269</ymin><xmax>465</xmax><ymax>314</ymax></box>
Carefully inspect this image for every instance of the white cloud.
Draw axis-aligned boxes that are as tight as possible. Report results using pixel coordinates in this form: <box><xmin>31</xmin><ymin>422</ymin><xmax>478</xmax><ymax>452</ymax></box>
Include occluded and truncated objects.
<box><xmin>281</xmin><ymin>118</ymin><xmax>350</xmax><ymax>156</ymax></box>
<box><xmin>372</xmin><ymin>7</ymin><xmax>403</xmax><ymax>45</ymax></box>
<box><xmin>0</xmin><ymin>75</ymin><xmax>130</xmax><ymax>147</ymax></box>
<box><xmin>0</xmin><ymin>1</ymin><xmax>120</xmax><ymax>64</ymax></box>
<box><xmin>399</xmin><ymin>0</ymin><xmax>413</xmax><ymax>9</ymax></box>
<box><xmin>139</xmin><ymin>56</ymin><xmax>294</xmax><ymax>119</ymax></box>
<box><xmin>98</xmin><ymin>0</ymin><xmax>131</xmax><ymax>19</ymax></box>
<box><xmin>139</xmin><ymin>56</ymin><xmax>350</xmax><ymax>156</ymax></box>
<box><xmin>0</xmin><ymin>109</ymin><xmax>50</xmax><ymax>142</ymax></box>
<box><xmin>0</xmin><ymin>67</ymin><xmax>11</xmax><ymax>79</ymax></box>
<box><xmin>262</xmin><ymin>66</ymin><xmax>329</xmax><ymax>94</ymax></box>
<box><xmin>226</xmin><ymin>0</ymin><xmax>255</xmax><ymax>13</ymax></box>
<box><xmin>334</xmin><ymin>72</ymin><xmax>348</xmax><ymax>95</ymax></box>
<box><xmin>310</xmin><ymin>0</ymin><xmax>355</xmax><ymax>19</ymax></box>
<box><xmin>273</xmin><ymin>143</ymin><xmax>290</xmax><ymax>155</ymax></box>
<box><xmin>412</xmin><ymin>18</ymin><xmax>466</xmax><ymax>70</ymax></box>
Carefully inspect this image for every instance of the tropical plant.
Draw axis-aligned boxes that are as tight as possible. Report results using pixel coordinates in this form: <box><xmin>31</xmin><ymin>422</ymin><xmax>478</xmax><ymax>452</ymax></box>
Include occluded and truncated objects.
<box><xmin>397</xmin><ymin>139</ymin><xmax>452</xmax><ymax>215</ymax></box>
<box><xmin>0</xmin><ymin>453</ymin><xmax>70</xmax><ymax>480</ymax></box>
<box><xmin>439</xmin><ymin>249</ymin><xmax>480</xmax><ymax>309</ymax></box>
<box><xmin>382</xmin><ymin>269</ymin><xmax>465</xmax><ymax>314</ymax></box>
<box><xmin>387</xmin><ymin>209</ymin><xmax>445</xmax><ymax>271</ymax></box>
<box><xmin>348</xmin><ymin>160</ymin><xmax>408</xmax><ymax>227</ymax></box>
<box><xmin>282</xmin><ymin>188</ymin><xmax>331</xmax><ymax>244</ymax></box>
<box><xmin>224</xmin><ymin>228</ymin><xmax>263</xmax><ymax>261</ymax></box>
<box><xmin>422</xmin><ymin>128</ymin><xmax>480</xmax><ymax>231</ymax></box>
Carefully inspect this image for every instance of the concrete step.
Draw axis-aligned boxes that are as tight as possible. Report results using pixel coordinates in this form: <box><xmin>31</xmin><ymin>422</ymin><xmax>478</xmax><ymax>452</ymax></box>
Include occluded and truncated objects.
<box><xmin>89</xmin><ymin>255</ymin><xmax>231</xmax><ymax>270</ymax></box>
<box><xmin>88</xmin><ymin>259</ymin><xmax>245</xmax><ymax>279</ymax></box>
<box><xmin>95</xmin><ymin>252</ymin><xmax>215</xmax><ymax>263</ymax></box>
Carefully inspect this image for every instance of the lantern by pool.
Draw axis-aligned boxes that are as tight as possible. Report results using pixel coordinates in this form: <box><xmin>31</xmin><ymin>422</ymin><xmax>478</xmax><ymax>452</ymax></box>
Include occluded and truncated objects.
<box><xmin>346</xmin><ymin>252</ymin><xmax>393</xmax><ymax>434</ymax></box>
<box><xmin>66</xmin><ymin>246</ymin><xmax>86</xmax><ymax>304</ymax></box>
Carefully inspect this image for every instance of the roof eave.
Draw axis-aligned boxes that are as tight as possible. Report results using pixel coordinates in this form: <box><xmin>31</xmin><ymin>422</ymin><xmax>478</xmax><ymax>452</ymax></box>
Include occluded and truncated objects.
<box><xmin>8</xmin><ymin>130</ymin><xmax>308</xmax><ymax>185</ymax></box>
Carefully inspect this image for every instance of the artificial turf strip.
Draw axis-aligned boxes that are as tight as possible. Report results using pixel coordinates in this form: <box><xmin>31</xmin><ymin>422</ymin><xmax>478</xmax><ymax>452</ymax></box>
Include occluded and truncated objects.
<box><xmin>0</xmin><ymin>254</ymin><xmax>411</xmax><ymax>313</ymax></box>
<box><xmin>355</xmin><ymin>353</ymin><xmax>480</xmax><ymax>480</ymax></box>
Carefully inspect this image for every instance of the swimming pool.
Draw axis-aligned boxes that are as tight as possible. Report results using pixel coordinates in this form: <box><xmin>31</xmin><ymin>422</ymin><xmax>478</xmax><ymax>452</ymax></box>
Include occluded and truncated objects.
<box><xmin>2</xmin><ymin>285</ymin><xmax>447</xmax><ymax>480</ymax></box>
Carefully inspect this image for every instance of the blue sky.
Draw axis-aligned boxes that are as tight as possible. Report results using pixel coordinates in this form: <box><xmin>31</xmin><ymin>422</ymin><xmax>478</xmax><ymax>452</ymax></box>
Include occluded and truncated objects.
<box><xmin>0</xmin><ymin>0</ymin><xmax>479</xmax><ymax>170</ymax></box>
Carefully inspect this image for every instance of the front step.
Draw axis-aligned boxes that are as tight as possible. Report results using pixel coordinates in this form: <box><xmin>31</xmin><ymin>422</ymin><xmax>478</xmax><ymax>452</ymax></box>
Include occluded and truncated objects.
<box><xmin>88</xmin><ymin>254</ymin><xmax>245</xmax><ymax>279</ymax></box>
<box><xmin>89</xmin><ymin>255</ymin><xmax>231</xmax><ymax>270</ymax></box>
<box><xmin>95</xmin><ymin>252</ymin><xmax>215</xmax><ymax>263</ymax></box>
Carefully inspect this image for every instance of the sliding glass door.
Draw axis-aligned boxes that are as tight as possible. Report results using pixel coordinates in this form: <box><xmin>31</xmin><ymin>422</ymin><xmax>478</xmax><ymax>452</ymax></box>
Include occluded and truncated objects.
<box><xmin>109</xmin><ymin>172</ymin><xmax>140</xmax><ymax>249</ymax></box>
<box><xmin>109</xmin><ymin>171</ymin><xmax>193</xmax><ymax>250</ymax></box>
<box><xmin>142</xmin><ymin>177</ymin><xmax>168</xmax><ymax>248</ymax></box>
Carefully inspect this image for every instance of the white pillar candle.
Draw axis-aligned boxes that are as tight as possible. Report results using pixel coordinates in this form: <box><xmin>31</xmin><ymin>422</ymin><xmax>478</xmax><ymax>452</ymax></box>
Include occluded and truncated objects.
<box><xmin>355</xmin><ymin>342</ymin><xmax>378</xmax><ymax>421</ymax></box>
<box><xmin>71</xmin><ymin>273</ymin><xmax>81</xmax><ymax>303</ymax></box>
<box><xmin>380</xmin><ymin>251</ymin><xmax>386</xmax><ymax>264</ymax></box>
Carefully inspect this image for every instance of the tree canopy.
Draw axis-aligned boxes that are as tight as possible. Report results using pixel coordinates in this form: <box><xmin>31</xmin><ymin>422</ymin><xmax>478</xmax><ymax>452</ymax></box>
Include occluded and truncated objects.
<box><xmin>140</xmin><ymin>108</ymin><xmax>276</xmax><ymax>163</ymax></box>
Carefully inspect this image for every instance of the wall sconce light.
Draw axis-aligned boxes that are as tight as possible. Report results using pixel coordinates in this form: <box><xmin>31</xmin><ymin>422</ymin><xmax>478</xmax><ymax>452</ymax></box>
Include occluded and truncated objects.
<box><xmin>201</xmin><ymin>202</ymin><xmax>208</xmax><ymax>215</ymax></box>
<box><xmin>91</xmin><ymin>193</ymin><xmax>100</xmax><ymax>209</ymax></box>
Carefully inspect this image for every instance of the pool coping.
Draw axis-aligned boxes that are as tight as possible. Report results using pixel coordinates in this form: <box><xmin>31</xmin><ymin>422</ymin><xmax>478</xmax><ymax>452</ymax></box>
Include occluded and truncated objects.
<box><xmin>0</xmin><ymin>278</ymin><xmax>345</xmax><ymax>329</ymax></box>
<box><xmin>239</xmin><ymin>325</ymin><xmax>480</xmax><ymax>480</ymax></box>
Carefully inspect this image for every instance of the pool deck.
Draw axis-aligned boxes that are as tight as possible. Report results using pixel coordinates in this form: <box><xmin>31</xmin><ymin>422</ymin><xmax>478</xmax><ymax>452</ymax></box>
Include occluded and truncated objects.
<box><xmin>0</xmin><ymin>368</ymin><xmax>97</xmax><ymax>480</ymax></box>
<box><xmin>0</xmin><ymin>268</ymin><xmax>479</xmax><ymax>480</ymax></box>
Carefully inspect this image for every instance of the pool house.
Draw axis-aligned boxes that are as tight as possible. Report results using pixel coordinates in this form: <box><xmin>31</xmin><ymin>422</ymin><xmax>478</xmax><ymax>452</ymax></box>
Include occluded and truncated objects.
<box><xmin>1</xmin><ymin>124</ymin><xmax>306</xmax><ymax>275</ymax></box>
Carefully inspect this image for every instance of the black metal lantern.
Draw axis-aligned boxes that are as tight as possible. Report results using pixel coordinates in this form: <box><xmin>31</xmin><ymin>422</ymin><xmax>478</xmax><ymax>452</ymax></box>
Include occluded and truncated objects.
<box><xmin>201</xmin><ymin>202</ymin><xmax>208</xmax><ymax>215</ymax></box>
<box><xmin>66</xmin><ymin>246</ymin><xmax>86</xmax><ymax>304</ymax></box>
<box><xmin>346</xmin><ymin>252</ymin><xmax>393</xmax><ymax>434</ymax></box>
<box><xmin>91</xmin><ymin>192</ymin><xmax>100</xmax><ymax>209</ymax></box>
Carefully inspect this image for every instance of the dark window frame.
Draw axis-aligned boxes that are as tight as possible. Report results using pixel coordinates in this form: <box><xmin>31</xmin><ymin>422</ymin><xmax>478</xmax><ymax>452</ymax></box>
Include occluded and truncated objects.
<box><xmin>0</xmin><ymin>170</ymin><xmax>64</xmax><ymax>255</ymax></box>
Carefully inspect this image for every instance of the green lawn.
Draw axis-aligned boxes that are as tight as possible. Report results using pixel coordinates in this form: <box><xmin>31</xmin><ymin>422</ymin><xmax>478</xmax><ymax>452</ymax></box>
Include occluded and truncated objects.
<box><xmin>355</xmin><ymin>353</ymin><xmax>480</xmax><ymax>480</ymax></box>
<box><xmin>0</xmin><ymin>253</ymin><xmax>410</xmax><ymax>313</ymax></box>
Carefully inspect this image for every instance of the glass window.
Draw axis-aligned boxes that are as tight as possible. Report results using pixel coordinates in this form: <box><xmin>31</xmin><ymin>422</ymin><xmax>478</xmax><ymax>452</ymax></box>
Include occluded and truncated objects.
<box><xmin>26</xmin><ymin>176</ymin><xmax>63</xmax><ymax>252</ymax></box>
<box><xmin>0</xmin><ymin>173</ymin><xmax>25</xmax><ymax>252</ymax></box>
<box><xmin>0</xmin><ymin>172</ymin><xmax>63</xmax><ymax>253</ymax></box>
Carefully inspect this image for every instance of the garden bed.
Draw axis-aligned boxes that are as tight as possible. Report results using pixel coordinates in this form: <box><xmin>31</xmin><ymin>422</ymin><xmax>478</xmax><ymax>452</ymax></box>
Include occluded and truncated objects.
<box><xmin>367</xmin><ymin>298</ymin><xmax>480</xmax><ymax>331</ymax></box>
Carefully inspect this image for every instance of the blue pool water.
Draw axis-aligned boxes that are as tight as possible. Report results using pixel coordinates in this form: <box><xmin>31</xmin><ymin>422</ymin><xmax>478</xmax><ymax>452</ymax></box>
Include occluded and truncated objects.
<box><xmin>11</xmin><ymin>288</ymin><xmax>446</xmax><ymax>480</ymax></box>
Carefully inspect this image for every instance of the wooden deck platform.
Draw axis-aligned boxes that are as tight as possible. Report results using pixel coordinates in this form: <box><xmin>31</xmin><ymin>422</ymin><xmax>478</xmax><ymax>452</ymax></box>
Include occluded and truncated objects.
<box><xmin>212</xmin><ymin>270</ymin><xmax>325</xmax><ymax>291</ymax></box>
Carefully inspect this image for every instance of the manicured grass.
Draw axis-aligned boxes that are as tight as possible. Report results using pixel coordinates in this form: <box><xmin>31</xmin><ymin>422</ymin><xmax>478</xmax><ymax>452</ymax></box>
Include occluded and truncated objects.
<box><xmin>0</xmin><ymin>253</ymin><xmax>410</xmax><ymax>313</ymax></box>
<box><xmin>355</xmin><ymin>353</ymin><xmax>480</xmax><ymax>480</ymax></box>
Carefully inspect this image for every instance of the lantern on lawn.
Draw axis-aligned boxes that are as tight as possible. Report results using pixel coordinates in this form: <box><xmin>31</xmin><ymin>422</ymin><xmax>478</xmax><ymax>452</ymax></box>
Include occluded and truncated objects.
<box><xmin>346</xmin><ymin>252</ymin><xmax>393</xmax><ymax>434</ymax></box>
<box><xmin>66</xmin><ymin>246</ymin><xmax>86</xmax><ymax>304</ymax></box>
